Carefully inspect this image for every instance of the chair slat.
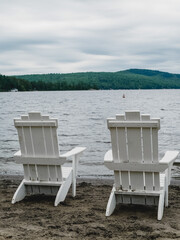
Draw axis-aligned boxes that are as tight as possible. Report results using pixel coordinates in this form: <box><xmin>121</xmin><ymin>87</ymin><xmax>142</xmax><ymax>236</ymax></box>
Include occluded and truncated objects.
<box><xmin>37</xmin><ymin>165</ymin><xmax>49</xmax><ymax>181</ymax></box>
<box><xmin>152</xmin><ymin>129</ymin><xmax>158</xmax><ymax>162</ymax></box>
<box><xmin>114</xmin><ymin>171</ymin><xmax>121</xmax><ymax>189</ymax></box>
<box><xmin>16</xmin><ymin>127</ymin><xmax>26</xmax><ymax>155</ymax></box>
<box><xmin>130</xmin><ymin>172</ymin><xmax>144</xmax><ymax>191</ymax></box>
<box><xmin>144</xmin><ymin>172</ymin><xmax>153</xmax><ymax>191</ymax></box>
<box><xmin>117</xmin><ymin>128</ymin><xmax>128</xmax><ymax>162</ymax></box>
<box><xmin>127</xmin><ymin>128</ymin><xmax>142</xmax><ymax>162</ymax></box>
<box><xmin>31</xmin><ymin>127</ymin><xmax>46</xmax><ymax>156</ymax></box>
<box><xmin>29</xmin><ymin>165</ymin><xmax>37</xmax><ymax>181</ymax></box>
<box><xmin>43</xmin><ymin>127</ymin><xmax>55</xmax><ymax>156</ymax></box>
<box><xmin>121</xmin><ymin>171</ymin><xmax>129</xmax><ymax>190</ymax></box>
<box><xmin>23</xmin><ymin>165</ymin><xmax>30</xmax><ymax>181</ymax></box>
<box><xmin>49</xmin><ymin>166</ymin><xmax>58</xmax><ymax>181</ymax></box>
<box><xmin>154</xmin><ymin>172</ymin><xmax>160</xmax><ymax>191</ymax></box>
<box><xmin>110</xmin><ymin>128</ymin><xmax>119</xmax><ymax>162</ymax></box>
<box><xmin>23</xmin><ymin>127</ymin><xmax>34</xmax><ymax>156</ymax></box>
<box><xmin>142</xmin><ymin>128</ymin><xmax>152</xmax><ymax>163</ymax></box>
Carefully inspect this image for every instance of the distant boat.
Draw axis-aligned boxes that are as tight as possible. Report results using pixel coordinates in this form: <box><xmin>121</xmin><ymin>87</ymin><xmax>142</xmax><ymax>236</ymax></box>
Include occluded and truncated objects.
<box><xmin>10</xmin><ymin>88</ymin><xmax>18</xmax><ymax>92</ymax></box>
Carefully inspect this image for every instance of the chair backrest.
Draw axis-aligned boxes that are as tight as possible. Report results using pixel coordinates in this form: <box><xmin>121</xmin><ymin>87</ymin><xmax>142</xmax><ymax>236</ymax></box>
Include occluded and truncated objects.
<box><xmin>108</xmin><ymin>111</ymin><xmax>160</xmax><ymax>164</ymax></box>
<box><xmin>107</xmin><ymin>111</ymin><xmax>161</xmax><ymax>192</ymax></box>
<box><xmin>14</xmin><ymin>112</ymin><xmax>59</xmax><ymax>157</ymax></box>
<box><xmin>14</xmin><ymin>112</ymin><xmax>62</xmax><ymax>182</ymax></box>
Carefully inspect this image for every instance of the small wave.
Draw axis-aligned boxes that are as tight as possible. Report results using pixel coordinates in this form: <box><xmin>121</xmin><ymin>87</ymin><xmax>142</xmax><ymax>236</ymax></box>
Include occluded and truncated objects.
<box><xmin>81</xmin><ymin>162</ymin><xmax>104</xmax><ymax>166</ymax></box>
<box><xmin>61</xmin><ymin>134</ymin><xmax>78</xmax><ymax>137</ymax></box>
<box><xmin>90</xmin><ymin>118</ymin><xmax>102</xmax><ymax>121</ymax></box>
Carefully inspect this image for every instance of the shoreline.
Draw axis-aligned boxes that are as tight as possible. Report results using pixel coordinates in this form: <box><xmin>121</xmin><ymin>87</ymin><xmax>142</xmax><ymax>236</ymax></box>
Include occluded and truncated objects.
<box><xmin>0</xmin><ymin>176</ymin><xmax>180</xmax><ymax>239</ymax></box>
<box><xmin>0</xmin><ymin>174</ymin><xmax>180</xmax><ymax>186</ymax></box>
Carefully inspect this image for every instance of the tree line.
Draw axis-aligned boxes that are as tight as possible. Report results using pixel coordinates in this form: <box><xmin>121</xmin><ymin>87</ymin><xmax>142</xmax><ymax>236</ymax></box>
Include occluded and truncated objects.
<box><xmin>1</xmin><ymin>69</ymin><xmax>180</xmax><ymax>92</ymax></box>
<box><xmin>0</xmin><ymin>74</ymin><xmax>97</xmax><ymax>91</ymax></box>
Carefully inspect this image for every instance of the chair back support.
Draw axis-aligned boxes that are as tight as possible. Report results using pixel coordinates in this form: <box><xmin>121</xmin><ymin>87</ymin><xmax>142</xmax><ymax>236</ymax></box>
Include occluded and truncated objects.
<box><xmin>108</xmin><ymin>111</ymin><xmax>161</xmax><ymax>193</ymax></box>
<box><xmin>14</xmin><ymin>112</ymin><xmax>62</xmax><ymax>182</ymax></box>
<box><xmin>14</xmin><ymin>112</ymin><xmax>59</xmax><ymax>157</ymax></box>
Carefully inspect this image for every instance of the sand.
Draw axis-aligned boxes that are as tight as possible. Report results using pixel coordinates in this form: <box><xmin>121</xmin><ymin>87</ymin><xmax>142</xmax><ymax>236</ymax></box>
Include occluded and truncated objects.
<box><xmin>0</xmin><ymin>175</ymin><xmax>180</xmax><ymax>240</ymax></box>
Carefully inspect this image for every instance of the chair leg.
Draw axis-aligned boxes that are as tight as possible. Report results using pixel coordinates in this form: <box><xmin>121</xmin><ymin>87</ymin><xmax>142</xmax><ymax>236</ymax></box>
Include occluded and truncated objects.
<box><xmin>72</xmin><ymin>155</ymin><xmax>79</xmax><ymax>197</ymax></box>
<box><xmin>12</xmin><ymin>180</ymin><xmax>26</xmax><ymax>204</ymax></box>
<box><xmin>157</xmin><ymin>191</ymin><xmax>165</xmax><ymax>220</ymax></box>
<box><xmin>165</xmin><ymin>183</ymin><xmax>169</xmax><ymax>207</ymax></box>
<box><xmin>165</xmin><ymin>174</ymin><xmax>169</xmax><ymax>207</ymax></box>
<box><xmin>106</xmin><ymin>187</ymin><xmax>116</xmax><ymax>216</ymax></box>
<box><xmin>54</xmin><ymin>171</ymin><xmax>72</xmax><ymax>206</ymax></box>
<box><xmin>72</xmin><ymin>175</ymin><xmax>76</xmax><ymax>197</ymax></box>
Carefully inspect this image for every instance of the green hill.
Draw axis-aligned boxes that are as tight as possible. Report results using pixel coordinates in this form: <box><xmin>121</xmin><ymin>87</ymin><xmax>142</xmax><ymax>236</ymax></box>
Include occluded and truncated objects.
<box><xmin>1</xmin><ymin>69</ymin><xmax>180</xmax><ymax>91</ymax></box>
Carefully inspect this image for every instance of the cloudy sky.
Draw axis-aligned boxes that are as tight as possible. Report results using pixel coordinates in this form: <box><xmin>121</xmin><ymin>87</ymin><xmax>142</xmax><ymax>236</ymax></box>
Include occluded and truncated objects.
<box><xmin>1</xmin><ymin>0</ymin><xmax>180</xmax><ymax>75</ymax></box>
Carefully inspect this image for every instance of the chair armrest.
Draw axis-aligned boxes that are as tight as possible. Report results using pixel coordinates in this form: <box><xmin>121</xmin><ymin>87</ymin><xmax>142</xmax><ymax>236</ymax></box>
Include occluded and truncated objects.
<box><xmin>14</xmin><ymin>150</ymin><xmax>21</xmax><ymax>158</ymax></box>
<box><xmin>160</xmin><ymin>151</ymin><xmax>179</xmax><ymax>186</ymax></box>
<box><xmin>60</xmin><ymin>147</ymin><xmax>86</xmax><ymax>159</ymax></box>
<box><xmin>159</xmin><ymin>151</ymin><xmax>179</xmax><ymax>165</ymax></box>
<box><xmin>61</xmin><ymin>147</ymin><xmax>86</xmax><ymax>181</ymax></box>
<box><xmin>104</xmin><ymin>149</ymin><xmax>113</xmax><ymax>162</ymax></box>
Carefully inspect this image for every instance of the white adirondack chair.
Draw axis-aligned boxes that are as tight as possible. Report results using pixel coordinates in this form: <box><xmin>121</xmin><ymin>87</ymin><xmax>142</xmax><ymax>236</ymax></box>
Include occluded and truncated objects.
<box><xmin>104</xmin><ymin>111</ymin><xmax>179</xmax><ymax>220</ymax></box>
<box><xmin>12</xmin><ymin>112</ymin><xmax>86</xmax><ymax>206</ymax></box>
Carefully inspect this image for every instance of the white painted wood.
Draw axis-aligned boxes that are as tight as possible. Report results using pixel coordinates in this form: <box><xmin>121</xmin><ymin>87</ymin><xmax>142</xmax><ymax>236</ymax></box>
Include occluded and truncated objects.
<box><xmin>15</xmin><ymin>155</ymin><xmax>66</xmax><ymax>165</ymax></box>
<box><xmin>29</xmin><ymin>164</ymin><xmax>37</xmax><ymax>181</ymax></box>
<box><xmin>108</xmin><ymin>121</ymin><xmax>160</xmax><ymax>128</ymax></box>
<box><xmin>122</xmin><ymin>195</ymin><xmax>131</xmax><ymax>204</ymax></box>
<box><xmin>121</xmin><ymin>171</ymin><xmax>129</xmax><ymax>190</ymax></box>
<box><xmin>117</xmin><ymin>127</ymin><xmax>128</xmax><ymax>162</ymax></box>
<box><xmin>23</xmin><ymin>164</ymin><xmax>30</xmax><ymax>180</ymax></box>
<box><xmin>144</xmin><ymin>172</ymin><xmax>153</xmax><ymax>191</ymax></box>
<box><xmin>12</xmin><ymin>180</ymin><xmax>26</xmax><ymax>204</ymax></box>
<box><xmin>39</xmin><ymin>186</ymin><xmax>52</xmax><ymax>195</ymax></box>
<box><xmin>152</xmin><ymin>128</ymin><xmax>158</xmax><ymax>162</ymax></box>
<box><xmin>104</xmin><ymin>110</ymin><xmax>179</xmax><ymax>220</ymax></box>
<box><xmin>104</xmin><ymin>159</ymin><xmax>169</xmax><ymax>172</ymax></box>
<box><xmin>142</xmin><ymin>128</ymin><xmax>152</xmax><ymax>163</ymax></box>
<box><xmin>14</xmin><ymin>120</ymin><xmax>58</xmax><ymax>127</ymax></box>
<box><xmin>114</xmin><ymin>171</ymin><xmax>121</xmax><ymax>190</ymax></box>
<box><xmin>130</xmin><ymin>172</ymin><xmax>144</xmax><ymax>191</ymax></box>
<box><xmin>54</xmin><ymin>169</ymin><xmax>72</xmax><ymax>206</ymax></box>
<box><xmin>12</xmin><ymin>112</ymin><xmax>86</xmax><ymax>206</ymax></box>
<box><xmin>24</xmin><ymin>180</ymin><xmax>62</xmax><ymax>186</ymax></box>
<box><xmin>110</xmin><ymin>128</ymin><xmax>119</xmax><ymax>162</ymax></box>
<box><xmin>157</xmin><ymin>190</ymin><xmax>165</xmax><ymax>220</ymax></box>
<box><xmin>125</xmin><ymin>111</ymin><xmax>140</xmax><ymax>121</ymax></box>
<box><xmin>72</xmin><ymin>155</ymin><xmax>78</xmax><ymax>197</ymax></box>
<box><xmin>106</xmin><ymin>187</ymin><xmax>116</xmax><ymax>216</ymax></box>
<box><xmin>131</xmin><ymin>196</ymin><xmax>145</xmax><ymax>205</ymax></box>
<box><xmin>15</xmin><ymin>127</ymin><xmax>26</xmax><ymax>155</ymax></box>
<box><xmin>126</xmin><ymin>127</ymin><xmax>142</xmax><ymax>162</ymax></box>
<box><xmin>60</xmin><ymin>147</ymin><xmax>86</xmax><ymax>158</ymax></box>
<box><xmin>159</xmin><ymin>151</ymin><xmax>179</xmax><ymax>164</ymax></box>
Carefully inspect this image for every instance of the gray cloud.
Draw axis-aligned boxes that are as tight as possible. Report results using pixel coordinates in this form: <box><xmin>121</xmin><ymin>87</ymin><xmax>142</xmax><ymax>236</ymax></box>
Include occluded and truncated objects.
<box><xmin>0</xmin><ymin>0</ymin><xmax>180</xmax><ymax>75</ymax></box>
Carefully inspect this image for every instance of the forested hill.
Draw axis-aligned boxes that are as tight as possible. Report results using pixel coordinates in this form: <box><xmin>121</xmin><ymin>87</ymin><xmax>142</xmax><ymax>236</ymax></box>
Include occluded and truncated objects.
<box><xmin>1</xmin><ymin>69</ymin><xmax>180</xmax><ymax>91</ymax></box>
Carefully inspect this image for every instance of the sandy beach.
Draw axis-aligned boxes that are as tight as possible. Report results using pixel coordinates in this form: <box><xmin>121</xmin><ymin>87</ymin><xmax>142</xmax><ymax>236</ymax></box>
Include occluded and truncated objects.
<box><xmin>0</xmin><ymin>175</ymin><xmax>180</xmax><ymax>240</ymax></box>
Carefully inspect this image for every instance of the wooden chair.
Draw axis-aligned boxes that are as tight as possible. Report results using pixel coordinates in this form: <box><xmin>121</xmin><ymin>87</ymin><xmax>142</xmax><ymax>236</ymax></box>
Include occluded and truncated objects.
<box><xmin>104</xmin><ymin>111</ymin><xmax>179</xmax><ymax>220</ymax></box>
<box><xmin>12</xmin><ymin>112</ymin><xmax>86</xmax><ymax>206</ymax></box>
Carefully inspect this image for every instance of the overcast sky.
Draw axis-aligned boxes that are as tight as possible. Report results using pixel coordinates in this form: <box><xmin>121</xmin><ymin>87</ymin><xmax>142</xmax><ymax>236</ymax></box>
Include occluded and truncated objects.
<box><xmin>1</xmin><ymin>0</ymin><xmax>180</xmax><ymax>75</ymax></box>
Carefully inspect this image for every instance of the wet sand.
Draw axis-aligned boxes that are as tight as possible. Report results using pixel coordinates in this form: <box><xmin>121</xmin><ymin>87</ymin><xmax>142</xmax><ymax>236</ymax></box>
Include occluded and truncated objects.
<box><xmin>0</xmin><ymin>175</ymin><xmax>180</xmax><ymax>240</ymax></box>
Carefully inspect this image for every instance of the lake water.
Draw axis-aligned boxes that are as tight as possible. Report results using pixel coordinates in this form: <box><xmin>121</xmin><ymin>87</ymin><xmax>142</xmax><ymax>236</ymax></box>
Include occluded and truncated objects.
<box><xmin>0</xmin><ymin>90</ymin><xmax>180</xmax><ymax>179</ymax></box>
